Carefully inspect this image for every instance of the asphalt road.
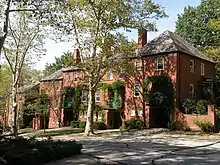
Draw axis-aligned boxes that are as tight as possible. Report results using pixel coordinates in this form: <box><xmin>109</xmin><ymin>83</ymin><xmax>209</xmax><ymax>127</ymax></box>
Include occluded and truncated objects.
<box><xmin>48</xmin><ymin>130</ymin><xmax>220</xmax><ymax>165</ymax></box>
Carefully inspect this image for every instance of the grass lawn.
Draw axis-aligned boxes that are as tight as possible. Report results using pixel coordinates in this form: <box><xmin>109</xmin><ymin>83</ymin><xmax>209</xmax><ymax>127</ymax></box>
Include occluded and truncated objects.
<box><xmin>24</xmin><ymin>128</ymin><xmax>85</xmax><ymax>138</ymax></box>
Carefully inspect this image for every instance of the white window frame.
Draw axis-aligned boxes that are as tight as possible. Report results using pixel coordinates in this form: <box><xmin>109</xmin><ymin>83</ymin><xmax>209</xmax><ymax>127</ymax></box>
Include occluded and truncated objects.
<box><xmin>81</xmin><ymin>90</ymin><xmax>88</xmax><ymax>103</ymax></box>
<box><xmin>65</xmin><ymin>73</ymin><xmax>70</xmax><ymax>84</ymax></box>
<box><xmin>201</xmin><ymin>63</ymin><xmax>205</xmax><ymax>75</ymax></box>
<box><xmin>134</xmin><ymin>61</ymin><xmax>141</xmax><ymax>72</ymax></box>
<box><xmin>107</xmin><ymin>71</ymin><xmax>113</xmax><ymax>80</ymax></box>
<box><xmin>95</xmin><ymin>90</ymin><xmax>101</xmax><ymax>102</ymax></box>
<box><xmin>189</xmin><ymin>84</ymin><xmax>195</xmax><ymax>98</ymax></box>
<box><xmin>156</xmin><ymin>57</ymin><xmax>164</xmax><ymax>70</ymax></box>
<box><xmin>74</xmin><ymin>72</ymin><xmax>78</xmax><ymax>81</ymax></box>
<box><xmin>189</xmin><ymin>60</ymin><xmax>195</xmax><ymax>73</ymax></box>
<box><xmin>138</xmin><ymin>109</ymin><xmax>143</xmax><ymax>117</ymax></box>
<box><xmin>130</xmin><ymin>109</ymin><xmax>135</xmax><ymax>117</ymax></box>
<box><xmin>133</xmin><ymin>84</ymin><xmax>140</xmax><ymax>97</ymax></box>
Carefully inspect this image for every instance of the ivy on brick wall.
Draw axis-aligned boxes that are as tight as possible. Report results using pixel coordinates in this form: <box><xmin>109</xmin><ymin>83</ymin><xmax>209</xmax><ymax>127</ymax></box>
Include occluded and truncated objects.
<box><xmin>143</xmin><ymin>75</ymin><xmax>174</xmax><ymax>109</ymax></box>
<box><xmin>99</xmin><ymin>80</ymin><xmax>125</xmax><ymax>110</ymax></box>
<box><xmin>60</xmin><ymin>85</ymin><xmax>85</xmax><ymax>120</ymax></box>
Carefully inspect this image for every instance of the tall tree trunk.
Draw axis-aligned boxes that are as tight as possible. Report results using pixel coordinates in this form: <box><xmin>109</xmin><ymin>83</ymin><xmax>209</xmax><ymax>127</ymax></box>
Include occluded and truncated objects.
<box><xmin>11</xmin><ymin>84</ymin><xmax>18</xmax><ymax>136</ymax></box>
<box><xmin>84</xmin><ymin>83</ymin><xmax>95</xmax><ymax>136</ymax></box>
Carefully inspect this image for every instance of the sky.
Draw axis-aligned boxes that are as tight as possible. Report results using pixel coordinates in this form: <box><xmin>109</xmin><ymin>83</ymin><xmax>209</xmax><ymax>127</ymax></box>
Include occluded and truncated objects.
<box><xmin>35</xmin><ymin>0</ymin><xmax>201</xmax><ymax>70</ymax></box>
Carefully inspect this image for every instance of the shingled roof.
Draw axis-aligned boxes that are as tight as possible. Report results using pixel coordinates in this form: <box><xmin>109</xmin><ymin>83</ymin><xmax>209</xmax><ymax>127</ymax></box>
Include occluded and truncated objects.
<box><xmin>41</xmin><ymin>68</ymin><xmax>64</xmax><ymax>81</ymax></box>
<box><xmin>139</xmin><ymin>30</ymin><xmax>215</xmax><ymax>63</ymax></box>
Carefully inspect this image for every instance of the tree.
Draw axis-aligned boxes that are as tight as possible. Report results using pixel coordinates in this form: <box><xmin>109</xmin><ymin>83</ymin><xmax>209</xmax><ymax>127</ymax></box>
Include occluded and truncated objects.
<box><xmin>43</xmin><ymin>51</ymin><xmax>75</xmax><ymax>76</ymax></box>
<box><xmin>3</xmin><ymin>11</ymin><xmax>45</xmax><ymax>136</ymax></box>
<box><xmin>175</xmin><ymin>0</ymin><xmax>220</xmax><ymax>77</ymax></box>
<box><xmin>18</xmin><ymin>65</ymin><xmax>43</xmax><ymax>86</ymax></box>
<box><xmin>175</xmin><ymin>0</ymin><xmax>220</xmax><ymax>47</ymax></box>
<box><xmin>0</xmin><ymin>64</ymin><xmax>12</xmax><ymax>130</ymax></box>
<box><xmin>0</xmin><ymin>0</ymin><xmax>50</xmax><ymax>68</ymax></box>
<box><xmin>35</xmin><ymin>94</ymin><xmax>49</xmax><ymax>133</ymax></box>
<box><xmin>51</xmin><ymin>0</ymin><xmax>167</xmax><ymax>135</ymax></box>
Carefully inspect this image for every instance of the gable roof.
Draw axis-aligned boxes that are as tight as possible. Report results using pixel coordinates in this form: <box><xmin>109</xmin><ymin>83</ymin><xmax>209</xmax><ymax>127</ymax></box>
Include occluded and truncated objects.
<box><xmin>63</xmin><ymin>66</ymin><xmax>80</xmax><ymax>72</ymax></box>
<box><xmin>41</xmin><ymin>68</ymin><xmax>64</xmax><ymax>82</ymax></box>
<box><xmin>139</xmin><ymin>30</ymin><xmax>215</xmax><ymax>63</ymax></box>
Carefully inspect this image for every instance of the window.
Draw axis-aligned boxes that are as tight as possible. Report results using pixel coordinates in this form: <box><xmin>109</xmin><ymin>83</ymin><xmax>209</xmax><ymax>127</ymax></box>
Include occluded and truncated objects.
<box><xmin>74</xmin><ymin>72</ymin><xmax>78</xmax><ymax>81</ymax></box>
<box><xmin>189</xmin><ymin>60</ymin><xmax>195</xmax><ymax>73</ymax></box>
<box><xmin>130</xmin><ymin>109</ymin><xmax>135</xmax><ymax>117</ymax></box>
<box><xmin>107</xmin><ymin>71</ymin><xmax>113</xmax><ymax>80</ymax></box>
<box><xmin>138</xmin><ymin>109</ymin><xmax>143</xmax><ymax>117</ymax></box>
<box><xmin>201</xmin><ymin>63</ymin><xmax>205</xmax><ymax>75</ymax></box>
<box><xmin>55</xmin><ymin>81</ymin><xmax>60</xmax><ymax>91</ymax></box>
<box><xmin>95</xmin><ymin>90</ymin><xmax>100</xmax><ymax>102</ymax></box>
<box><xmin>156</xmin><ymin>57</ymin><xmax>164</xmax><ymax>70</ymax></box>
<box><xmin>134</xmin><ymin>61</ymin><xmax>141</xmax><ymax>71</ymax></box>
<box><xmin>189</xmin><ymin>84</ymin><xmax>195</xmax><ymax>98</ymax></box>
<box><xmin>134</xmin><ymin>84</ymin><xmax>140</xmax><ymax>97</ymax></box>
<box><xmin>81</xmin><ymin>90</ymin><xmax>88</xmax><ymax>102</ymax></box>
<box><xmin>65</xmin><ymin>73</ymin><xmax>70</xmax><ymax>84</ymax></box>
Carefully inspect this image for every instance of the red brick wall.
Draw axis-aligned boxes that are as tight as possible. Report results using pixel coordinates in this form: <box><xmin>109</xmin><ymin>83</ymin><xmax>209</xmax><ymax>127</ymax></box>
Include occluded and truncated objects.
<box><xmin>177</xmin><ymin>53</ymin><xmax>215</xmax><ymax>105</ymax></box>
<box><xmin>174</xmin><ymin>105</ymin><xmax>216</xmax><ymax>131</ymax></box>
<box><xmin>40</xmin><ymin>80</ymin><xmax>64</xmax><ymax>129</ymax></box>
<box><xmin>32</xmin><ymin>115</ymin><xmax>42</xmax><ymax>130</ymax></box>
<box><xmin>124</xmin><ymin>53</ymin><xmax>178</xmax><ymax>127</ymax></box>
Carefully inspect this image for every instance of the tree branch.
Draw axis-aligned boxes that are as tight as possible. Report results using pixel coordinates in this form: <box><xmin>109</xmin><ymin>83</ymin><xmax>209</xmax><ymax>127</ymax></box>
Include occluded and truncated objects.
<box><xmin>9</xmin><ymin>8</ymin><xmax>37</xmax><ymax>13</ymax></box>
<box><xmin>3</xmin><ymin>46</ymin><xmax>14</xmax><ymax>73</ymax></box>
<box><xmin>16</xmin><ymin>30</ymin><xmax>39</xmax><ymax>84</ymax></box>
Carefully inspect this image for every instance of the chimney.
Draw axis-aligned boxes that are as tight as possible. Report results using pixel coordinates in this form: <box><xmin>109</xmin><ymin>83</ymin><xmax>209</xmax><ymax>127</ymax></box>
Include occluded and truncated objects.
<box><xmin>73</xmin><ymin>48</ymin><xmax>80</xmax><ymax>64</ymax></box>
<box><xmin>138</xmin><ymin>29</ymin><xmax>147</xmax><ymax>49</ymax></box>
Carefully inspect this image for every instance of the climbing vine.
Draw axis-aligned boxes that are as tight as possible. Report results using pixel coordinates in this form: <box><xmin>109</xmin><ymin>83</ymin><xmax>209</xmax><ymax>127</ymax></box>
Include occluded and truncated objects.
<box><xmin>60</xmin><ymin>85</ymin><xmax>86</xmax><ymax>120</ymax></box>
<box><xmin>143</xmin><ymin>75</ymin><xmax>174</xmax><ymax>109</ymax></box>
<box><xmin>99</xmin><ymin>80</ymin><xmax>125</xmax><ymax>110</ymax></box>
<box><xmin>99</xmin><ymin>80</ymin><xmax>125</xmax><ymax>124</ymax></box>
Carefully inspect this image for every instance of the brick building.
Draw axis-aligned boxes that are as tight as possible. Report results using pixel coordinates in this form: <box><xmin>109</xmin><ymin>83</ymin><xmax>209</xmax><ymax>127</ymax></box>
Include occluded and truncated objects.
<box><xmin>37</xmin><ymin>30</ymin><xmax>216</xmax><ymax>130</ymax></box>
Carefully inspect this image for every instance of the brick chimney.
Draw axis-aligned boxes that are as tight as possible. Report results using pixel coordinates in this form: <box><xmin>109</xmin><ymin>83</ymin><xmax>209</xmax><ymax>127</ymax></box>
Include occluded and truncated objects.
<box><xmin>138</xmin><ymin>29</ymin><xmax>147</xmax><ymax>49</ymax></box>
<box><xmin>73</xmin><ymin>48</ymin><xmax>80</xmax><ymax>64</ymax></box>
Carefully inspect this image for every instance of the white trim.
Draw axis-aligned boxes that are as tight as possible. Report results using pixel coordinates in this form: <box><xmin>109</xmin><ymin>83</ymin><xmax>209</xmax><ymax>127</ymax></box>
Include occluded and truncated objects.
<box><xmin>134</xmin><ymin>61</ymin><xmax>141</xmax><ymax>71</ymax></box>
<box><xmin>189</xmin><ymin>60</ymin><xmax>195</xmax><ymax>73</ymax></box>
<box><xmin>74</xmin><ymin>72</ymin><xmax>78</xmax><ymax>81</ymax></box>
<box><xmin>107</xmin><ymin>71</ymin><xmax>113</xmax><ymax>80</ymax></box>
<box><xmin>133</xmin><ymin>84</ymin><xmax>140</xmax><ymax>97</ymax></box>
<box><xmin>81</xmin><ymin>90</ymin><xmax>88</xmax><ymax>103</ymax></box>
<box><xmin>130</xmin><ymin>109</ymin><xmax>135</xmax><ymax>117</ymax></box>
<box><xmin>201</xmin><ymin>63</ymin><xmax>205</xmax><ymax>75</ymax></box>
<box><xmin>95</xmin><ymin>90</ymin><xmax>101</xmax><ymax>102</ymax></box>
<box><xmin>156</xmin><ymin>57</ymin><xmax>164</xmax><ymax>70</ymax></box>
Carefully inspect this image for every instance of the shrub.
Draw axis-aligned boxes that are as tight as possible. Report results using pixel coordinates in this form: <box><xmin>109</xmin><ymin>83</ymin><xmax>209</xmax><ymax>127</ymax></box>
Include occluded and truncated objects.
<box><xmin>195</xmin><ymin>100</ymin><xmax>209</xmax><ymax>115</ymax></box>
<box><xmin>0</xmin><ymin>137</ymin><xmax>82</xmax><ymax>165</ymax></box>
<box><xmin>93</xmin><ymin>121</ymin><xmax>107</xmax><ymax>130</ymax></box>
<box><xmin>182</xmin><ymin>99</ymin><xmax>209</xmax><ymax>115</ymax></box>
<box><xmin>193</xmin><ymin>120</ymin><xmax>214</xmax><ymax>133</ymax></box>
<box><xmin>70</xmin><ymin>121</ymin><xmax>79</xmax><ymax>128</ymax></box>
<box><xmin>119</xmin><ymin>125</ymin><xmax>126</xmax><ymax>132</ymax></box>
<box><xmin>79</xmin><ymin>121</ymin><xmax>86</xmax><ymax>128</ymax></box>
<box><xmin>182</xmin><ymin>98</ymin><xmax>196</xmax><ymax>114</ymax></box>
<box><xmin>167</xmin><ymin>122</ymin><xmax>191</xmax><ymax>131</ymax></box>
<box><xmin>125</xmin><ymin>119</ymin><xmax>144</xmax><ymax>130</ymax></box>
<box><xmin>70</xmin><ymin>121</ymin><xmax>86</xmax><ymax>128</ymax></box>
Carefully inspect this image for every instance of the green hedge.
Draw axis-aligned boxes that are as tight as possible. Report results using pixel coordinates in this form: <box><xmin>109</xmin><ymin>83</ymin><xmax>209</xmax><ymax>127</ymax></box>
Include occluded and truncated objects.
<box><xmin>0</xmin><ymin>137</ymin><xmax>82</xmax><ymax>165</ymax></box>
<box><xmin>124</xmin><ymin>119</ymin><xmax>144</xmax><ymax>130</ymax></box>
<box><xmin>70</xmin><ymin>121</ymin><xmax>86</xmax><ymax>128</ymax></box>
<box><xmin>93</xmin><ymin>121</ymin><xmax>107</xmax><ymax>130</ymax></box>
<box><xmin>71</xmin><ymin>121</ymin><xmax>107</xmax><ymax>130</ymax></box>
